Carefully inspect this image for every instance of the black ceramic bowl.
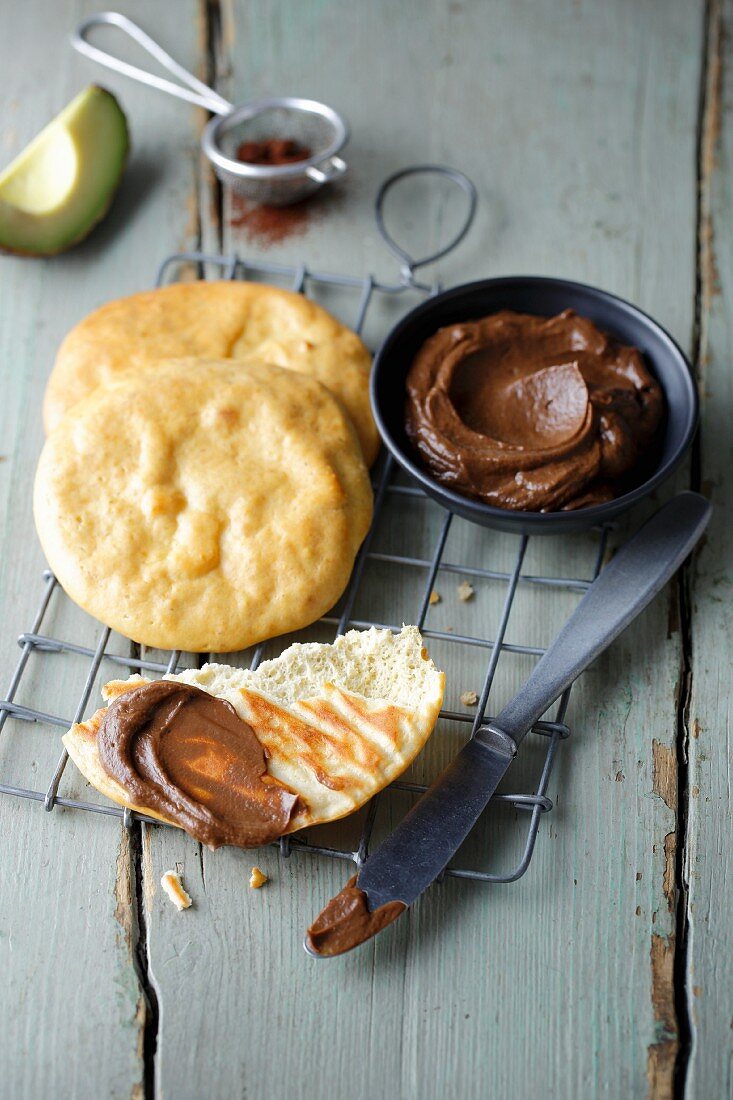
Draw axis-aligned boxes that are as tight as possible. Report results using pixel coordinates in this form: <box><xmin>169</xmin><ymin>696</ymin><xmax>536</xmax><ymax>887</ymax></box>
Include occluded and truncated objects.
<box><xmin>370</xmin><ymin>276</ymin><xmax>698</xmax><ymax>534</ymax></box>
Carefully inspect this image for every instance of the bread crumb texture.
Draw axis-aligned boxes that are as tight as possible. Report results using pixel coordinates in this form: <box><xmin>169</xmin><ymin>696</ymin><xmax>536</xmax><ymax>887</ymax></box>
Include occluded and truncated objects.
<box><xmin>249</xmin><ymin>867</ymin><xmax>268</xmax><ymax>889</ymax></box>
<box><xmin>161</xmin><ymin>870</ymin><xmax>192</xmax><ymax>911</ymax></box>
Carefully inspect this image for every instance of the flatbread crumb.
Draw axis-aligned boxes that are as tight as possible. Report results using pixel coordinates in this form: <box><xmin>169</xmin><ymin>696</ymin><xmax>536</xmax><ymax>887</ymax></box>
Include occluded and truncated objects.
<box><xmin>161</xmin><ymin>870</ymin><xmax>192</xmax><ymax>911</ymax></box>
<box><xmin>460</xmin><ymin>690</ymin><xmax>478</xmax><ymax>706</ymax></box>
<box><xmin>249</xmin><ymin>867</ymin><xmax>268</xmax><ymax>889</ymax></box>
<box><xmin>457</xmin><ymin>581</ymin><xmax>475</xmax><ymax>602</ymax></box>
<box><xmin>429</xmin><ymin>590</ymin><xmax>441</xmax><ymax>605</ymax></box>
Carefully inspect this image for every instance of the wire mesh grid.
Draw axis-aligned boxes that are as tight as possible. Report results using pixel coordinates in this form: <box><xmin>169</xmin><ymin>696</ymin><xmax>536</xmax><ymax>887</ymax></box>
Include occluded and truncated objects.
<box><xmin>0</xmin><ymin>247</ymin><xmax>609</xmax><ymax>885</ymax></box>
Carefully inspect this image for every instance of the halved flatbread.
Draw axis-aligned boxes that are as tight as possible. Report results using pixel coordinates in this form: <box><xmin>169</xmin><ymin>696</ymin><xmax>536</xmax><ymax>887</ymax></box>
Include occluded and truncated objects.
<box><xmin>63</xmin><ymin>626</ymin><xmax>445</xmax><ymax>835</ymax></box>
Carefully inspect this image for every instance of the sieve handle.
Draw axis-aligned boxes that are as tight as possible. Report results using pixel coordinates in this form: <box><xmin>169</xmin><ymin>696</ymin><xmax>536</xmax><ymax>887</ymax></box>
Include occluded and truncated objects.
<box><xmin>375</xmin><ymin>164</ymin><xmax>478</xmax><ymax>287</ymax></box>
<box><xmin>305</xmin><ymin>155</ymin><xmax>347</xmax><ymax>184</ymax></box>
<box><xmin>71</xmin><ymin>11</ymin><xmax>234</xmax><ymax>116</ymax></box>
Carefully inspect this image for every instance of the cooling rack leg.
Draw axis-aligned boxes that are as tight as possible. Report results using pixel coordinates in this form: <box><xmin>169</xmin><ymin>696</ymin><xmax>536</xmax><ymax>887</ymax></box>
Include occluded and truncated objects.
<box><xmin>415</xmin><ymin>512</ymin><xmax>454</xmax><ymax>629</ymax></box>
<box><xmin>44</xmin><ymin>626</ymin><xmax>110</xmax><ymax>811</ymax></box>
<box><xmin>0</xmin><ymin>574</ymin><xmax>57</xmax><ymax>740</ymax></box>
<box><xmin>336</xmin><ymin>454</ymin><xmax>395</xmax><ymax>636</ymax></box>
<box><xmin>471</xmin><ymin>536</ymin><xmax>529</xmax><ymax>738</ymax></box>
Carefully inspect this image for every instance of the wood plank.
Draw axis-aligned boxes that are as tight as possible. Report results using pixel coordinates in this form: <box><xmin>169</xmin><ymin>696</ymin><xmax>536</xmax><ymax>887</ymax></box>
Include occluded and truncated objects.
<box><xmin>0</xmin><ymin>2</ymin><xmax>203</xmax><ymax>1095</ymax></box>
<box><xmin>686</xmin><ymin>2</ymin><xmax>733</xmax><ymax>1096</ymax></box>
<box><xmin>140</xmin><ymin>3</ymin><xmax>704</xmax><ymax>1098</ymax></box>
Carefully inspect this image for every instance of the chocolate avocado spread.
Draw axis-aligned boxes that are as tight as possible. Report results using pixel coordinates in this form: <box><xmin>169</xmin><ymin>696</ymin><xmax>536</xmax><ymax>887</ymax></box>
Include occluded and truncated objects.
<box><xmin>405</xmin><ymin>309</ymin><xmax>664</xmax><ymax>512</ymax></box>
<box><xmin>306</xmin><ymin>875</ymin><xmax>406</xmax><ymax>956</ymax></box>
<box><xmin>98</xmin><ymin>680</ymin><xmax>298</xmax><ymax>849</ymax></box>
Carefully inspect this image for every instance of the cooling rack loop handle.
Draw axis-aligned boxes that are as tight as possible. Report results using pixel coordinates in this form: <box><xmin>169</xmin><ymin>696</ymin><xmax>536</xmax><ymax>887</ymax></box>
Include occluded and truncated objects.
<box><xmin>374</xmin><ymin>164</ymin><xmax>478</xmax><ymax>287</ymax></box>
<box><xmin>71</xmin><ymin>11</ymin><xmax>234</xmax><ymax>116</ymax></box>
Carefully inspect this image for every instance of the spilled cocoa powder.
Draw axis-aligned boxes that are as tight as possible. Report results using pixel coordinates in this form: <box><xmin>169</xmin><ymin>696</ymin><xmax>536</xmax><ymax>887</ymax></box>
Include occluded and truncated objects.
<box><xmin>230</xmin><ymin>195</ymin><xmax>315</xmax><ymax>245</ymax></box>
<box><xmin>228</xmin><ymin>135</ymin><xmax>345</xmax><ymax>247</ymax></box>
<box><xmin>230</xmin><ymin>136</ymin><xmax>318</xmax><ymax>246</ymax></box>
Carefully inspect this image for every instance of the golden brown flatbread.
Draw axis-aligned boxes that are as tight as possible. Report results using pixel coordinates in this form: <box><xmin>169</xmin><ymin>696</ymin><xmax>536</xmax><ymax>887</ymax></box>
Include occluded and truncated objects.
<box><xmin>35</xmin><ymin>359</ymin><xmax>372</xmax><ymax>652</ymax></box>
<box><xmin>44</xmin><ymin>280</ymin><xmax>379</xmax><ymax>463</ymax></box>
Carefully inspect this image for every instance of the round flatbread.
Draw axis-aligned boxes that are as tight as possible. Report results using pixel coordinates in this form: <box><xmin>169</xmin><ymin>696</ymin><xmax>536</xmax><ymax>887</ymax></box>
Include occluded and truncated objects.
<box><xmin>34</xmin><ymin>359</ymin><xmax>373</xmax><ymax>652</ymax></box>
<box><xmin>44</xmin><ymin>280</ymin><xmax>379</xmax><ymax>464</ymax></box>
<box><xmin>62</xmin><ymin>626</ymin><xmax>446</xmax><ymax>837</ymax></box>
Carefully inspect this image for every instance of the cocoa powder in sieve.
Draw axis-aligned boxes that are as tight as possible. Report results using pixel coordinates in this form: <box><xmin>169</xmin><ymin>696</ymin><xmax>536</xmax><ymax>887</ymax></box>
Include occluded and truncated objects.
<box><xmin>235</xmin><ymin>138</ymin><xmax>311</xmax><ymax>166</ymax></box>
<box><xmin>230</xmin><ymin>136</ymin><xmax>319</xmax><ymax>246</ymax></box>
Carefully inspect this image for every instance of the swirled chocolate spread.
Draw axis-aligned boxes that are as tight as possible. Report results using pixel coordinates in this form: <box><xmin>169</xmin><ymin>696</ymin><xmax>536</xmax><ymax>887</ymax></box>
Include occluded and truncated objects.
<box><xmin>405</xmin><ymin>309</ymin><xmax>664</xmax><ymax>512</ymax></box>
<box><xmin>306</xmin><ymin>875</ymin><xmax>406</xmax><ymax>956</ymax></box>
<box><xmin>98</xmin><ymin>680</ymin><xmax>298</xmax><ymax>849</ymax></box>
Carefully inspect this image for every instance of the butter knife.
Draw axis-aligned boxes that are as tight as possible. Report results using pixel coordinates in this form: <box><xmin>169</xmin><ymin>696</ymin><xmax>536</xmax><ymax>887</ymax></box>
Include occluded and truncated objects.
<box><xmin>305</xmin><ymin>491</ymin><xmax>711</xmax><ymax>956</ymax></box>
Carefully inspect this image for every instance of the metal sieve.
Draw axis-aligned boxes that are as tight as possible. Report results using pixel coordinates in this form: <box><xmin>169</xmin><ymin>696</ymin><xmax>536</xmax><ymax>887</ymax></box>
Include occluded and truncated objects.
<box><xmin>71</xmin><ymin>11</ymin><xmax>348</xmax><ymax>206</ymax></box>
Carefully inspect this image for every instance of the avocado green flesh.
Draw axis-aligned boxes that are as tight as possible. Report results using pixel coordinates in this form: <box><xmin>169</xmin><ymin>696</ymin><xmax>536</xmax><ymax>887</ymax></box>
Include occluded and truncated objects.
<box><xmin>0</xmin><ymin>86</ymin><xmax>129</xmax><ymax>256</ymax></box>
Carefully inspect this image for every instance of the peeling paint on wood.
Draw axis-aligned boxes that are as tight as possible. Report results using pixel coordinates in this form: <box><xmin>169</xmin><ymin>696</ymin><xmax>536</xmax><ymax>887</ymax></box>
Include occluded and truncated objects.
<box><xmin>114</xmin><ymin>830</ymin><xmax>134</xmax><ymax>945</ymax></box>
<box><xmin>142</xmin><ymin>825</ymin><xmax>156</xmax><ymax>920</ymax></box>
<box><xmin>686</xmin><ymin>0</ymin><xmax>733</xmax><ymax>1095</ymax></box>
<box><xmin>662</xmin><ymin>832</ymin><xmax>677</xmax><ymax>913</ymax></box>
<box><xmin>647</xmin><ymin>934</ymin><xmax>679</xmax><ymax>1099</ymax></box>
<box><xmin>652</xmin><ymin>740</ymin><xmax>678</xmax><ymax>813</ymax></box>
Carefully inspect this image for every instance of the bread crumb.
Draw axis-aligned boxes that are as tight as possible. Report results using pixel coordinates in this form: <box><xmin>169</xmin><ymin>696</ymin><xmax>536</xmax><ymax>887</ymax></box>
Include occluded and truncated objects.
<box><xmin>249</xmin><ymin>866</ymin><xmax>268</xmax><ymax>889</ymax></box>
<box><xmin>429</xmin><ymin>590</ymin><xmax>441</xmax><ymax>605</ymax></box>
<box><xmin>161</xmin><ymin>870</ymin><xmax>192</xmax><ymax>911</ymax></box>
<box><xmin>460</xmin><ymin>690</ymin><xmax>478</xmax><ymax>706</ymax></box>
<box><xmin>457</xmin><ymin>581</ymin><xmax>475</xmax><ymax>602</ymax></box>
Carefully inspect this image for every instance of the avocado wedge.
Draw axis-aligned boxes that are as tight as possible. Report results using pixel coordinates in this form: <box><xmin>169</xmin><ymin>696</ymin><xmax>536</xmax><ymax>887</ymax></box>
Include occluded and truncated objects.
<box><xmin>0</xmin><ymin>86</ymin><xmax>129</xmax><ymax>256</ymax></box>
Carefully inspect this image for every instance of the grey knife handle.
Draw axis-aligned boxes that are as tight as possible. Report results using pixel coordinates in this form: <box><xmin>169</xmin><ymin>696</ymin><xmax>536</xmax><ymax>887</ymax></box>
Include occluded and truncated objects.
<box><xmin>492</xmin><ymin>491</ymin><xmax>711</xmax><ymax>745</ymax></box>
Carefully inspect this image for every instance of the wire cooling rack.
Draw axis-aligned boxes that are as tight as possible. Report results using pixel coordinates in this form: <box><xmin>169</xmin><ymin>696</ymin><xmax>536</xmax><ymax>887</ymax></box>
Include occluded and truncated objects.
<box><xmin>0</xmin><ymin>168</ymin><xmax>610</xmax><ymax>884</ymax></box>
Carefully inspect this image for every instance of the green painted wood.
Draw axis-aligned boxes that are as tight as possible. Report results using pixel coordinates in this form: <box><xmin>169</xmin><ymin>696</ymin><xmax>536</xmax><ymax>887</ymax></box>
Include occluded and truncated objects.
<box><xmin>686</xmin><ymin>2</ymin><xmax>733</xmax><ymax>1097</ymax></box>
<box><xmin>0</xmin><ymin>1</ymin><xmax>203</xmax><ymax>1096</ymax></box>
<box><xmin>135</xmin><ymin>3</ymin><xmax>705</xmax><ymax>1098</ymax></box>
<box><xmin>5</xmin><ymin>2</ymin><xmax>730</xmax><ymax>1097</ymax></box>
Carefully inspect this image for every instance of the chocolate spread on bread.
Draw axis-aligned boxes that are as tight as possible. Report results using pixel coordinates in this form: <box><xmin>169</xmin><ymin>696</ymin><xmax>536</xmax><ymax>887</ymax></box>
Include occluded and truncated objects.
<box><xmin>306</xmin><ymin>875</ymin><xmax>406</xmax><ymax>956</ymax></box>
<box><xmin>405</xmin><ymin>309</ymin><xmax>663</xmax><ymax>512</ymax></box>
<box><xmin>98</xmin><ymin>680</ymin><xmax>298</xmax><ymax>848</ymax></box>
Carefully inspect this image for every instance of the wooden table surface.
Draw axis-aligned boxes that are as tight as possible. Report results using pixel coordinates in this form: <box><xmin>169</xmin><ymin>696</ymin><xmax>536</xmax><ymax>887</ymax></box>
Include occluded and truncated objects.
<box><xmin>1</xmin><ymin>2</ymin><xmax>731</xmax><ymax>1097</ymax></box>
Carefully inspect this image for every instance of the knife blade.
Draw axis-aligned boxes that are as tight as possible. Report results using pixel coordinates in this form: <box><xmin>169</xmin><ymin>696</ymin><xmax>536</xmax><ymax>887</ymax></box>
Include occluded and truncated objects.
<box><xmin>305</xmin><ymin>491</ymin><xmax>711</xmax><ymax>955</ymax></box>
